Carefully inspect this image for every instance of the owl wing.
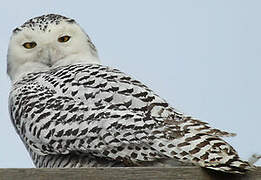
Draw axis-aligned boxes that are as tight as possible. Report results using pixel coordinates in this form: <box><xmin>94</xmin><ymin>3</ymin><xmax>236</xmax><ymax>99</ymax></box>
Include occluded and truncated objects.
<box><xmin>9</xmin><ymin>64</ymin><xmax>251</xmax><ymax>173</ymax></box>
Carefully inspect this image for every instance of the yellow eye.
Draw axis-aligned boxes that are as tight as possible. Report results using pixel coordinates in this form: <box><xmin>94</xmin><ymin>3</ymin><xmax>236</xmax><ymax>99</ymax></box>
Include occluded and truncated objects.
<box><xmin>23</xmin><ymin>42</ymin><xmax>37</xmax><ymax>49</ymax></box>
<box><xmin>58</xmin><ymin>35</ymin><xmax>71</xmax><ymax>43</ymax></box>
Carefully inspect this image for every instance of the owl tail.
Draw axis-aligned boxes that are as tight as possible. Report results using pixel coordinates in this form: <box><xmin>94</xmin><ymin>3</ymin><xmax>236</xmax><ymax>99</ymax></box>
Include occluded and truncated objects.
<box><xmin>204</xmin><ymin>152</ymin><xmax>261</xmax><ymax>174</ymax></box>
<box><xmin>204</xmin><ymin>158</ymin><xmax>253</xmax><ymax>174</ymax></box>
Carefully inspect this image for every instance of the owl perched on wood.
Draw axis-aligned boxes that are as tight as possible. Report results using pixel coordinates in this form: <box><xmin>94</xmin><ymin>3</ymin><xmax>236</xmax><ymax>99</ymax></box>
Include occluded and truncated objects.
<box><xmin>7</xmin><ymin>14</ymin><xmax>258</xmax><ymax>173</ymax></box>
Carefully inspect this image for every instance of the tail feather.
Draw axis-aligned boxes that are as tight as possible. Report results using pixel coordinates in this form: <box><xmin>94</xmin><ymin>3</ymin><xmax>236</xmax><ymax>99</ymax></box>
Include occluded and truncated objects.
<box><xmin>182</xmin><ymin>117</ymin><xmax>236</xmax><ymax>137</ymax></box>
<box><xmin>205</xmin><ymin>159</ymin><xmax>252</xmax><ymax>174</ymax></box>
<box><xmin>151</xmin><ymin>127</ymin><xmax>253</xmax><ymax>173</ymax></box>
<box><xmin>149</xmin><ymin>116</ymin><xmax>258</xmax><ymax>174</ymax></box>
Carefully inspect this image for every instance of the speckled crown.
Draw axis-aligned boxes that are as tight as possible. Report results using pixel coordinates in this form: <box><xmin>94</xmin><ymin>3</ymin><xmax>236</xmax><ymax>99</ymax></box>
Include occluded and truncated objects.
<box><xmin>13</xmin><ymin>14</ymin><xmax>75</xmax><ymax>33</ymax></box>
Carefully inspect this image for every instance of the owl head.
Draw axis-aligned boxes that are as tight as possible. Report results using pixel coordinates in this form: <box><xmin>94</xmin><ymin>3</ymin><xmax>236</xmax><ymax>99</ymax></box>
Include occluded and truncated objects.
<box><xmin>7</xmin><ymin>14</ymin><xmax>100</xmax><ymax>82</ymax></box>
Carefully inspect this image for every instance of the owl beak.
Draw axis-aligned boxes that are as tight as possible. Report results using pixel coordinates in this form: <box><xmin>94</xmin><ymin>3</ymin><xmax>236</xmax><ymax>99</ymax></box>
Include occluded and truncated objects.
<box><xmin>47</xmin><ymin>50</ymin><xmax>52</xmax><ymax>67</ymax></box>
<box><xmin>43</xmin><ymin>49</ymin><xmax>52</xmax><ymax>67</ymax></box>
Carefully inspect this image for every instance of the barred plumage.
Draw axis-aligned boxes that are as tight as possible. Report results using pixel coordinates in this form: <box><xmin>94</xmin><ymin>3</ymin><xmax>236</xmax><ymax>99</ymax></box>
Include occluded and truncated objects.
<box><xmin>9</xmin><ymin>64</ymin><xmax>251</xmax><ymax>173</ymax></box>
<box><xmin>7</xmin><ymin>14</ymin><xmax>257</xmax><ymax>173</ymax></box>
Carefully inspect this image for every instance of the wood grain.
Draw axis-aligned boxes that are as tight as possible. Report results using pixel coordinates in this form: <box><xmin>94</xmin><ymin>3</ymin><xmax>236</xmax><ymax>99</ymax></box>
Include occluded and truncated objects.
<box><xmin>1</xmin><ymin>167</ymin><xmax>260</xmax><ymax>180</ymax></box>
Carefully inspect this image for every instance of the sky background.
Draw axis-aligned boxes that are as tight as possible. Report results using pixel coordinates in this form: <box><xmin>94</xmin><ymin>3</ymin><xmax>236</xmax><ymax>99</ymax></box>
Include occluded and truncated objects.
<box><xmin>0</xmin><ymin>0</ymin><xmax>261</xmax><ymax>168</ymax></box>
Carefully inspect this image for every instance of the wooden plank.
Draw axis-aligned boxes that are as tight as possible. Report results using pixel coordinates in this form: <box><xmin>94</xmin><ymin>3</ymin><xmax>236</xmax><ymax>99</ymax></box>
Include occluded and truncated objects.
<box><xmin>0</xmin><ymin>167</ymin><xmax>261</xmax><ymax>180</ymax></box>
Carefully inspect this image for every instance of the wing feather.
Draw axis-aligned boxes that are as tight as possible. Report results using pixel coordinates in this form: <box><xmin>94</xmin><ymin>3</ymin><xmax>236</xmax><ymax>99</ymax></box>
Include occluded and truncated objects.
<box><xmin>9</xmin><ymin>64</ymin><xmax>251</xmax><ymax>173</ymax></box>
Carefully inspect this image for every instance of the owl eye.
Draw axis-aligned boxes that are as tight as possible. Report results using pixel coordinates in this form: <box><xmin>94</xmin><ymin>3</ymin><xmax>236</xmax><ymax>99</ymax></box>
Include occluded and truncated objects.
<box><xmin>58</xmin><ymin>35</ymin><xmax>71</xmax><ymax>43</ymax></box>
<box><xmin>23</xmin><ymin>42</ymin><xmax>37</xmax><ymax>49</ymax></box>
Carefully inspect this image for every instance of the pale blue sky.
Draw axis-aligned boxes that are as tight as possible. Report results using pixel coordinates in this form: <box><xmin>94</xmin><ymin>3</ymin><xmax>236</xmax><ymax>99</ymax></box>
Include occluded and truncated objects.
<box><xmin>0</xmin><ymin>0</ymin><xmax>260</xmax><ymax>168</ymax></box>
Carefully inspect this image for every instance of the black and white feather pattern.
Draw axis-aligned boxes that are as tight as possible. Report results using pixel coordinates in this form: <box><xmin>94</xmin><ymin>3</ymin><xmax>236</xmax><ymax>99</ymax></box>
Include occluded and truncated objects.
<box><xmin>9</xmin><ymin>63</ymin><xmax>252</xmax><ymax>173</ymax></box>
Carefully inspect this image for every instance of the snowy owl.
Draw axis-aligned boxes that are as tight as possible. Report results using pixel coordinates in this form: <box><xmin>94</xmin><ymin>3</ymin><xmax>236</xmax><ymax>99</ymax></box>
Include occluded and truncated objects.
<box><xmin>7</xmin><ymin>14</ymin><xmax>257</xmax><ymax>173</ymax></box>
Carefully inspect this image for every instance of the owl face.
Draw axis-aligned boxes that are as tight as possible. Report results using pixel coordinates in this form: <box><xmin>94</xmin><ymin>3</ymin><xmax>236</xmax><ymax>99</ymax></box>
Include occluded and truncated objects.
<box><xmin>7</xmin><ymin>14</ymin><xmax>100</xmax><ymax>81</ymax></box>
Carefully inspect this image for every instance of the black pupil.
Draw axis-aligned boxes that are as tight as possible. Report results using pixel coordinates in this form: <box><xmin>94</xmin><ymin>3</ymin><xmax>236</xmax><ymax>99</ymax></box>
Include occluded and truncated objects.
<box><xmin>60</xmin><ymin>36</ymin><xmax>69</xmax><ymax>42</ymax></box>
<box><xmin>23</xmin><ymin>42</ymin><xmax>36</xmax><ymax>48</ymax></box>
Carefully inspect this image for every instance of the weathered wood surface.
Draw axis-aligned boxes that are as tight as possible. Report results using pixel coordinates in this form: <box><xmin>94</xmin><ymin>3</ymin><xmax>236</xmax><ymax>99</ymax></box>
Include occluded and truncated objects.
<box><xmin>0</xmin><ymin>167</ymin><xmax>261</xmax><ymax>180</ymax></box>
